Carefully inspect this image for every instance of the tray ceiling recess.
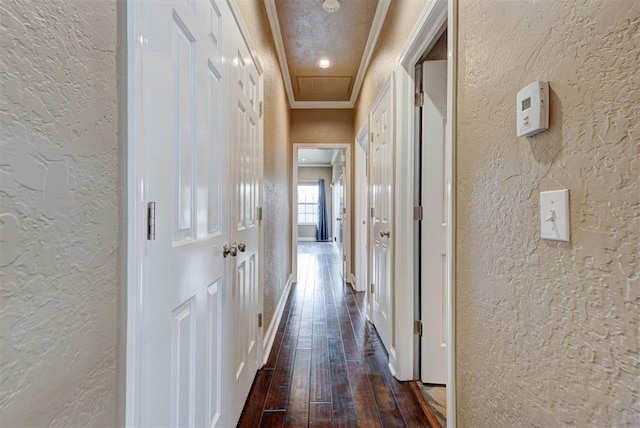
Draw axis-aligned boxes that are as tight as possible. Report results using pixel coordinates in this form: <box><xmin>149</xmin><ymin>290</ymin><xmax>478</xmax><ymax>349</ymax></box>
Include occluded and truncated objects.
<box><xmin>264</xmin><ymin>0</ymin><xmax>390</xmax><ymax>109</ymax></box>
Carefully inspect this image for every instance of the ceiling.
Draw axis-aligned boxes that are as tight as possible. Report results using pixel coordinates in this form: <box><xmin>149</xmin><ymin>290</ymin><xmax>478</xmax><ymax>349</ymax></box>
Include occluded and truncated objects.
<box><xmin>264</xmin><ymin>0</ymin><xmax>390</xmax><ymax>109</ymax></box>
<box><xmin>298</xmin><ymin>148</ymin><xmax>339</xmax><ymax>166</ymax></box>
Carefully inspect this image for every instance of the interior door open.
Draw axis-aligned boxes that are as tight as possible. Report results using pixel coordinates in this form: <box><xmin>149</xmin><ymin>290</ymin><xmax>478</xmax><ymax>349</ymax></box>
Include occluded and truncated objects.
<box><xmin>369</xmin><ymin>78</ymin><xmax>394</xmax><ymax>354</ymax></box>
<box><xmin>420</xmin><ymin>60</ymin><xmax>448</xmax><ymax>384</ymax></box>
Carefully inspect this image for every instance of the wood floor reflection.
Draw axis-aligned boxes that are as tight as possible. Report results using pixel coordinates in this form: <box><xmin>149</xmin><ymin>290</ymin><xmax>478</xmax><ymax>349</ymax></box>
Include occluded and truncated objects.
<box><xmin>238</xmin><ymin>242</ymin><xmax>431</xmax><ymax>427</ymax></box>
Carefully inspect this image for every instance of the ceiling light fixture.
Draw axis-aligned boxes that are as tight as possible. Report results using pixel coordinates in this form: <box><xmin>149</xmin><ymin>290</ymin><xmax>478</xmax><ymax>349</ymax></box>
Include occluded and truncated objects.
<box><xmin>322</xmin><ymin>0</ymin><xmax>341</xmax><ymax>13</ymax></box>
<box><xmin>316</xmin><ymin>58</ymin><xmax>333</xmax><ymax>69</ymax></box>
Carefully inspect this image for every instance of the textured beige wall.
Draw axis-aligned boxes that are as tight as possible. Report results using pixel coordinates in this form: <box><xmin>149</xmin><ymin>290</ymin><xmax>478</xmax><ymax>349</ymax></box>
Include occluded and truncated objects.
<box><xmin>353</xmin><ymin>0</ymin><xmax>428</xmax><ymax>132</ymax></box>
<box><xmin>237</xmin><ymin>1</ymin><xmax>292</xmax><ymax>332</ymax></box>
<box><xmin>291</xmin><ymin>109</ymin><xmax>354</xmax><ymax>144</ymax></box>
<box><xmin>0</xmin><ymin>0</ymin><xmax>118</xmax><ymax>425</ymax></box>
<box><xmin>457</xmin><ymin>1</ymin><xmax>640</xmax><ymax>425</ymax></box>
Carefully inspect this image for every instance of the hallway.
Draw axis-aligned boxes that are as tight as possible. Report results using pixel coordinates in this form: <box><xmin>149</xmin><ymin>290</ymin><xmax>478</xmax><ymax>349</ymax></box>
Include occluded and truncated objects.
<box><xmin>238</xmin><ymin>242</ymin><xmax>430</xmax><ymax>427</ymax></box>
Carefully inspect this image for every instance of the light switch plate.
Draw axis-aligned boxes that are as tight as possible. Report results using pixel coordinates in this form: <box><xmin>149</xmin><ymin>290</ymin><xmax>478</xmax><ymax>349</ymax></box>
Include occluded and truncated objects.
<box><xmin>540</xmin><ymin>189</ymin><xmax>570</xmax><ymax>242</ymax></box>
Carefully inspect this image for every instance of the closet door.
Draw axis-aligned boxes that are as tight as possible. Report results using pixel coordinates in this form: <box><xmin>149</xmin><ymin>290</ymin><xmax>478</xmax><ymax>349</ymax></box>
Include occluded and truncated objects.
<box><xmin>131</xmin><ymin>1</ymin><xmax>262</xmax><ymax>426</ymax></box>
<box><xmin>369</xmin><ymin>77</ymin><xmax>394</xmax><ymax>354</ymax></box>
<box><xmin>226</xmin><ymin>10</ymin><xmax>264</xmax><ymax>424</ymax></box>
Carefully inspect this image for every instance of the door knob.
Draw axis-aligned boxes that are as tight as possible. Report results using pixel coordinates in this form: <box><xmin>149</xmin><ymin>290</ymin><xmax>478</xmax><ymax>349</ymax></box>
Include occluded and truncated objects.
<box><xmin>379</xmin><ymin>230</ymin><xmax>391</xmax><ymax>238</ymax></box>
<box><xmin>223</xmin><ymin>242</ymin><xmax>238</xmax><ymax>258</ymax></box>
<box><xmin>237</xmin><ymin>241</ymin><xmax>246</xmax><ymax>252</ymax></box>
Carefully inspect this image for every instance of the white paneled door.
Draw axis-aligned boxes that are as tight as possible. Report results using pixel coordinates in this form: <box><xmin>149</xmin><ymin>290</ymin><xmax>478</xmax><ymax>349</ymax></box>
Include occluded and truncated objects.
<box><xmin>228</xmin><ymin>21</ymin><xmax>263</xmax><ymax>424</ymax></box>
<box><xmin>369</xmin><ymin>78</ymin><xmax>394</xmax><ymax>354</ymax></box>
<box><xmin>420</xmin><ymin>60</ymin><xmax>448</xmax><ymax>385</ymax></box>
<box><xmin>132</xmin><ymin>1</ymin><xmax>262</xmax><ymax>426</ymax></box>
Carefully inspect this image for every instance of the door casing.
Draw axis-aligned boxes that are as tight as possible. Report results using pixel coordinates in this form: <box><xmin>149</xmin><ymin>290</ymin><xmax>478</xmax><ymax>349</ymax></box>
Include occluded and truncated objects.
<box><xmin>394</xmin><ymin>0</ymin><xmax>457</xmax><ymax>426</ymax></box>
<box><xmin>291</xmin><ymin>143</ymin><xmax>352</xmax><ymax>283</ymax></box>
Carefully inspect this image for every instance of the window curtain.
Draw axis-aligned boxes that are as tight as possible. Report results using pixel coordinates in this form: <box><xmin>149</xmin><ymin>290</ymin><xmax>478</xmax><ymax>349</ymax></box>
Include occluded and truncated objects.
<box><xmin>317</xmin><ymin>179</ymin><xmax>329</xmax><ymax>241</ymax></box>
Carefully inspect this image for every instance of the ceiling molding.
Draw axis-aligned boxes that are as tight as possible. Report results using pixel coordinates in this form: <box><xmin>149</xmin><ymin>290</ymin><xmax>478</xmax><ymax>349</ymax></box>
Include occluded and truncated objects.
<box><xmin>264</xmin><ymin>0</ymin><xmax>390</xmax><ymax>109</ymax></box>
<box><xmin>348</xmin><ymin>0</ymin><xmax>390</xmax><ymax>106</ymax></box>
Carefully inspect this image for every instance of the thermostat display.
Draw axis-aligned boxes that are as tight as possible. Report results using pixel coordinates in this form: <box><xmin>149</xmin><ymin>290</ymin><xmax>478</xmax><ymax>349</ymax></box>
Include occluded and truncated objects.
<box><xmin>516</xmin><ymin>81</ymin><xmax>549</xmax><ymax>137</ymax></box>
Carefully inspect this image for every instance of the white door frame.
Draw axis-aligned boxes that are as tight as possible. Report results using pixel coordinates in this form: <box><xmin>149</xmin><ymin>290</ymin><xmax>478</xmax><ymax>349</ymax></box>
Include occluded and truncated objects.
<box><xmin>125</xmin><ymin>1</ymin><xmax>264</xmax><ymax>425</ymax></box>
<box><xmin>354</xmin><ymin>122</ymin><xmax>369</xmax><ymax>293</ymax></box>
<box><xmin>394</xmin><ymin>0</ymin><xmax>457</xmax><ymax>426</ymax></box>
<box><xmin>292</xmin><ymin>143</ymin><xmax>352</xmax><ymax>282</ymax></box>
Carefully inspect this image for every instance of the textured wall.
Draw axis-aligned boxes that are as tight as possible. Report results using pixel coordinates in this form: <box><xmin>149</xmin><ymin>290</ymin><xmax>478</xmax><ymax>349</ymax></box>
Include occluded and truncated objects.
<box><xmin>236</xmin><ymin>0</ymin><xmax>292</xmax><ymax>333</ymax></box>
<box><xmin>0</xmin><ymin>0</ymin><xmax>118</xmax><ymax>426</ymax></box>
<box><xmin>291</xmin><ymin>109</ymin><xmax>354</xmax><ymax>144</ymax></box>
<box><xmin>457</xmin><ymin>1</ymin><xmax>640</xmax><ymax>425</ymax></box>
<box><xmin>353</xmin><ymin>0</ymin><xmax>428</xmax><ymax>132</ymax></box>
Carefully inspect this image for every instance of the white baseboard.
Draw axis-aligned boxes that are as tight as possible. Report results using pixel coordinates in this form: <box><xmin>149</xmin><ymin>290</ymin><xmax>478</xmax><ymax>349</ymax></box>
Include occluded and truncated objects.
<box><xmin>297</xmin><ymin>237</ymin><xmax>316</xmax><ymax>242</ymax></box>
<box><xmin>262</xmin><ymin>273</ymin><xmax>293</xmax><ymax>366</ymax></box>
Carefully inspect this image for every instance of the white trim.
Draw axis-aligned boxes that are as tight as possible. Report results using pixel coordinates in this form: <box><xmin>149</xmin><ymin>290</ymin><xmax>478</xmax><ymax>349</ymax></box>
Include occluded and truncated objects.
<box><xmin>348</xmin><ymin>0</ymin><xmax>391</xmax><ymax>106</ymax></box>
<box><xmin>263</xmin><ymin>0</ymin><xmax>390</xmax><ymax>109</ymax></box>
<box><xmin>297</xmin><ymin>237</ymin><xmax>317</xmax><ymax>242</ymax></box>
<box><xmin>125</xmin><ymin>1</ymin><xmax>145</xmax><ymax>425</ymax></box>
<box><xmin>446</xmin><ymin>1</ymin><xmax>458</xmax><ymax>426</ymax></box>
<box><xmin>353</xmin><ymin>121</ymin><xmax>369</xmax><ymax>293</ymax></box>
<box><xmin>390</xmin><ymin>67</ymin><xmax>414</xmax><ymax>381</ymax></box>
<box><xmin>292</xmin><ymin>143</ymin><xmax>352</xmax><ymax>283</ymax></box>
<box><xmin>262</xmin><ymin>273</ymin><xmax>293</xmax><ymax>366</ymax></box>
<box><xmin>395</xmin><ymin>0</ymin><xmax>457</xmax><ymax>425</ymax></box>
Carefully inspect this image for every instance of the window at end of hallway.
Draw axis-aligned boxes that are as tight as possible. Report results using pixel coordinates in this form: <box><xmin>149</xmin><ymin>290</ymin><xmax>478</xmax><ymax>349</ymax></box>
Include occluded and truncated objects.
<box><xmin>298</xmin><ymin>183</ymin><xmax>319</xmax><ymax>225</ymax></box>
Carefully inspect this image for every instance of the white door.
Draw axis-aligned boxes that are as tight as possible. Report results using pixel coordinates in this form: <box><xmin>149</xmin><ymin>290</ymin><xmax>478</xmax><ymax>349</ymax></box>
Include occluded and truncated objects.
<box><xmin>133</xmin><ymin>1</ymin><xmax>261</xmax><ymax>426</ymax></box>
<box><xmin>369</xmin><ymin>79</ymin><xmax>394</xmax><ymax>353</ymax></box>
<box><xmin>420</xmin><ymin>60</ymin><xmax>448</xmax><ymax>384</ymax></box>
<box><xmin>227</xmin><ymin>19</ymin><xmax>263</xmax><ymax>423</ymax></box>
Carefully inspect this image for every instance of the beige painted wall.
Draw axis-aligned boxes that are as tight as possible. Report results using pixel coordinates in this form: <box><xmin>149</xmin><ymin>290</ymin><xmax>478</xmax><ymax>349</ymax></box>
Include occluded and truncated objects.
<box><xmin>291</xmin><ymin>109</ymin><xmax>354</xmax><ymax>144</ymax></box>
<box><xmin>298</xmin><ymin>167</ymin><xmax>333</xmax><ymax>239</ymax></box>
<box><xmin>237</xmin><ymin>1</ymin><xmax>292</xmax><ymax>332</ymax></box>
<box><xmin>457</xmin><ymin>1</ymin><xmax>640</xmax><ymax>425</ymax></box>
<box><xmin>353</xmin><ymin>0</ymin><xmax>428</xmax><ymax>132</ymax></box>
<box><xmin>0</xmin><ymin>1</ymin><xmax>118</xmax><ymax>425</ymax></box>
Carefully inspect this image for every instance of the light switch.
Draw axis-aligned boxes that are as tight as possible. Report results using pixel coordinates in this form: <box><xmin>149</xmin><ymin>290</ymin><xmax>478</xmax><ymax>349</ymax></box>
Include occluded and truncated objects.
<box><xmin>540</xmin><ymin>190</ymin><xmax>570</xmax><ymax>242</ymax></box>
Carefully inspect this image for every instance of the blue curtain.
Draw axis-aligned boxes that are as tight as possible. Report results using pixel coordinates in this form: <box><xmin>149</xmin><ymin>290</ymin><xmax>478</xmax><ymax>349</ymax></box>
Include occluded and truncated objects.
<box><xmin>317</xmin><ymin>179</ymin><xmax>329</xmax><ymax>241</ymax></box>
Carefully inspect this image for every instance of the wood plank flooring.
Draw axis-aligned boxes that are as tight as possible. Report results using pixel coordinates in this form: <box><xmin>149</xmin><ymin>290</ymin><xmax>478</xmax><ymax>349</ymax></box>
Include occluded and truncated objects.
<box><xmin>238</xmin><ymin>242</ymin><xmax>431</xmax><ymax>427</ymax></box>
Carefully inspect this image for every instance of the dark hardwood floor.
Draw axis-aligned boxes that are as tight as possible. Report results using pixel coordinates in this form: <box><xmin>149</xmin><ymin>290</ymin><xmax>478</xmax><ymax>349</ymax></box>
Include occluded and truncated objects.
<box><xmin>238</xmin><ymin>242</ymin><xmax>431</xmax><ymax>427</ymax></box>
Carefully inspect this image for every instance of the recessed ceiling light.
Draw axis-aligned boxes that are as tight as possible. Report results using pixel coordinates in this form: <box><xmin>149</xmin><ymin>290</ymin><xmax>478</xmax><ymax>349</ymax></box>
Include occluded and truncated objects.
<box><xmin>322</xmin><ymin>0</ymin><xmax>340</xmax><ymax>13</ymax></box>
<box><xmin>316</xmin><ymin>58</ymin><xmax>333</xmax><ymax>69</ymax></box>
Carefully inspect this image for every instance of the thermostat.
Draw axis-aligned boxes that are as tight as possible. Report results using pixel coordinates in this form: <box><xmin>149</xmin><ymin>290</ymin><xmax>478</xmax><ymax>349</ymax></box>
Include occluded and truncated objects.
<box><xmin>516</xmin><ymin>81</ymin><xmax>549</xmax><ymax>137</ymax></box>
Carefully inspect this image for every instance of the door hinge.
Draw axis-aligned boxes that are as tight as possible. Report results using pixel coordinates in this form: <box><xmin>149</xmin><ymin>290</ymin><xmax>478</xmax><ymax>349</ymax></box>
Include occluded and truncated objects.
<box><xmin>414</xmin><ymin>320</ymin><xmax>423</xmax><ymax>336</ymax></box>
<box><xmin>414</xmin><ymin>206</ymin><xmax>423</xmax><ymax>221</ymax></box>
<box><xmin>256</xmin><ymin>206</ymin><xmax>263</xmax><ymax>221</ymax></box>
<box><xmin>370</xmin><ymin>207</ymin><xmax>375</xmax><ymax>218</ymax></box>
<box><xmin>343</xmin><ymin>207</ymin><xmax>346</xmax><ymax>214</ymax></box>
<box><xmin>415</xmin><ymin>92</ymin><xmax>424</xmax><ymax>107</ymax></box>
<box><xmin>370</xmin><ymin>283</ymin><xmax>374</xmax><ymax>294</ymax></box>
<box><xmin>343</xmin><ymin>255</ymin><xmax>347</xmax><ymax>262</ymax></box>
<box><xmin>258</xmin><ymin>101</ymin><xmax>263</xmax><ymax>118</ymax></box>
<box><xmin>258</xmin><ymin>313</ymin><xmax>263</xmax><ymax>328</ymax></box>
<box><xmin>147</xmin><ymin>202</ymin><xmax>156</xmax><ymax>240</ymax></box>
